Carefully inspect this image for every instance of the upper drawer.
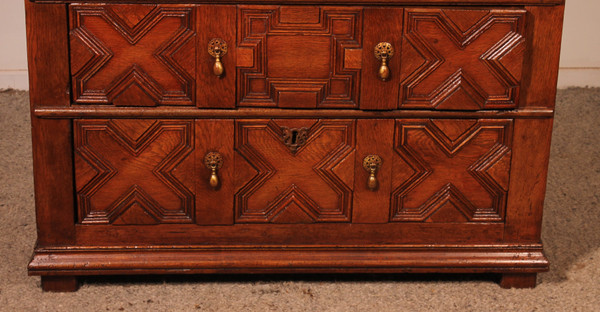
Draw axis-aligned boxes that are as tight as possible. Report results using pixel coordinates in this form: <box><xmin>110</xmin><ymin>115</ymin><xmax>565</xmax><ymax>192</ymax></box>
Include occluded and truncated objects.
<box><xmin>68</xmin><ymin>4</ymin><xmax>526</xmax><ymax>110</ymax></box>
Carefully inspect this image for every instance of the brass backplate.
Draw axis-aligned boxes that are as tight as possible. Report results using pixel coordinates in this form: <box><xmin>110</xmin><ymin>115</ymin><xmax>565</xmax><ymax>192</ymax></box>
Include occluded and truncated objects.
<box><xmin>208</xmin><ymin>38</ymin><xmax>228</xmax><ymax>58</ymax></box>
<box><xmin>204</xmin><ymin>152</ymin><xmax>223</xmax><ymax>169</ymax></box>
<box><xmin>363</xmin><ymin>154</ymin><xmax>382</xmax><ymax>171</ymax></box>
<box><xmin>374</xmin><ymin>42</ymin><xmax>394</xmax><ymax>60</ymax></box>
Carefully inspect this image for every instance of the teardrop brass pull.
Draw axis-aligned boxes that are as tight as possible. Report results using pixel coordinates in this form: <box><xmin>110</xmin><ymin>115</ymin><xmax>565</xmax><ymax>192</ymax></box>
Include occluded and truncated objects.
<box><xmin>208</xmin><ymin>38</ymin><xmax>228</xmax><ymax>78</ymax></box>
<box><xmin>374</xmin><ymin>42</ymin><xmax>394</xmax><ymax>82</ymax></box>
<box><xmin>363</xmin><ymin>155</ymin><xmax>382</xmax><ymax>191</ymax></box>
<box><xmin>204</xmin><ymin>152</ymin><xmax>224</xmax><ymax>189</ymax></box>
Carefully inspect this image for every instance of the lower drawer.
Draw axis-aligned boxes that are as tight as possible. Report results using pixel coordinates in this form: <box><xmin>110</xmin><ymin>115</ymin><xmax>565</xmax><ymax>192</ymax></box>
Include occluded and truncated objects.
<box><xmin>73</xmin><ymin>118</ymin><xmax>513</xmax><ymax>244</ymax></box>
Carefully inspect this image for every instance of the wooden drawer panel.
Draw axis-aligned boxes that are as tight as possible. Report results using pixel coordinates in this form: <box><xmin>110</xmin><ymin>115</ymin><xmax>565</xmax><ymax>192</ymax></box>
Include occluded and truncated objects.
<box><xmin>234</xmin><ymin>119</ymin><xmax>356</xmax><ymax>223</ymax></box>
<box><xmin>237</xmin><ymin>6</ymin><xmax>363</xmax><ymax>109</ymax></box>
<box><xmin>74</xmin><ymin>118</ymin><xmax>512</xmax><ymax>226</ymax></box>
<box><xmin>399</xmin><ymin>9</ymin><xmax>526</xmax><ymax>110</ymax></box>
<box><xmin>390</xmin><ymin>119</ymin><xmax>513</xmax><ymax>222</ymax></box>
<box><xmin>69</xmin><ymin>4</ymin><xmax>196</xmax><ymax>106</ymax></box>
<box><xmin>74</xmin><ymin>119</ymin><xmax>197</xmax><ymax>224</ymax></box>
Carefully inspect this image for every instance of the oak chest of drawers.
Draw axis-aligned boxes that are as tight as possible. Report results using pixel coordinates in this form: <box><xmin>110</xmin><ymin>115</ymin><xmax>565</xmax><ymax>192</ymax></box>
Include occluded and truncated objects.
<box><xmin>25</xmin><ymin>0</ymin><xmax>565</xmax><ymax>291</ymax></box>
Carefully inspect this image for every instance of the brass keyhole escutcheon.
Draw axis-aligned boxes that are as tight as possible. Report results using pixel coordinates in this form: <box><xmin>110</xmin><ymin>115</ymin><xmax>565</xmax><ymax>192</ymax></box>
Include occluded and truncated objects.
<box><xmin>204</xmin><ymin>152</ymin><xmax>224</xmax><ymax>189</ymax></box>
<box><xmin>374</xmin><ymin>42</ymin><xmax>394</xmax><ymax>81</ymax></box>
<box><xmin>208</xmin><ymin>38</ymin><xmax>228</xmax><ymax>78</ymax></box>
<box><xmin>281</xmin><ymin>127</ymin><xmax>309</xmax><ymax>153</ymax></box>
<box><xmin>363</xmin><ymin>155</ymin><xmax>382</xmax><ymax>191</ymax></box>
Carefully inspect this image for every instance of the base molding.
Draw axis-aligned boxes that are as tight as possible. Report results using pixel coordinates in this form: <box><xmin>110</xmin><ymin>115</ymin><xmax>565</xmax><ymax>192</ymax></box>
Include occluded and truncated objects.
<box><xmin>29</xmin><ymin>246</ymin><xmax>549</xmax><ymax>276</ymax></box>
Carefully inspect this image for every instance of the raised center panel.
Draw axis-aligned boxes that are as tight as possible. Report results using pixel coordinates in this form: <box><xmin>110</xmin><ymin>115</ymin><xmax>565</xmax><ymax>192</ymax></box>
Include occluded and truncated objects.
<box><xmin>69</xmin><ymin>4</ymin><xmax>197</xmax><ymax>107</ymax></box>
<box><xmin>234</xmin><ymin>119</ymin><xmax>356</xmax><ymax>223</ymax></box>
<box><xmin>237</xmin><ymin>6</ymin><xmax>362</xmax><ymax>108</ymax></box>
<box><xmin>399</xmin><ymin>8</ymin><xmax>526</xmax><ymax>110</ymax></box>
<box><xmin>391</xmin><ymin>119</ymin><xmax>514</xmax><ymax>222</ymax></box>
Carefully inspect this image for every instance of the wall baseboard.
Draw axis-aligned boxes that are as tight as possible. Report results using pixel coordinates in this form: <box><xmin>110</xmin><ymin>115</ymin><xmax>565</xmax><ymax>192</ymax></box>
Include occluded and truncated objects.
<box><xmin>557</xmin><ymin>68</ymin><xmax>600</xmax><ymax>88</ymax></box>
<box><xmin>0</xmin><ymin>70</ymin><xmax>29</xmax><ymax>90</ymax></box>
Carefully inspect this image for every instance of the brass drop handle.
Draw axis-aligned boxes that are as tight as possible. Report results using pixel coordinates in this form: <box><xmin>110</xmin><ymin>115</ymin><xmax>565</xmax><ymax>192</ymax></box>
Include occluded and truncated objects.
<box><xmin>374</xmin><ymin>42</ymin><xmax>394</xmax><ymax>82</ymax></box>
<box><xmin>208</xmin><ymin>38</ymin><xmax>228</xmax><ymax>78</ymax></box>
<box><xmin>363</xmin><ymin>155</ymin><xmax>382</xmax><ymax>191</ymax></box>
<box><xmin>204</xmin><ymin>152</ymin><xmax>224</xmax><ymax>189</ymax></box>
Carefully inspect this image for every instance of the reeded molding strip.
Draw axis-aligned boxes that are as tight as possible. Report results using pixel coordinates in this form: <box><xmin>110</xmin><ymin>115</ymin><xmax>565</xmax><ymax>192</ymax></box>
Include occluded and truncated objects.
<box><xmin>34</xmin><ymin>106</ymin><xmax>554</xmax><ymax>119</ymax></box>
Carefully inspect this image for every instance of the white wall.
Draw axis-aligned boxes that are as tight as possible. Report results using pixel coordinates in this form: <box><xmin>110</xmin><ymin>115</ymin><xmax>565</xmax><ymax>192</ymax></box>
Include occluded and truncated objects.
<box><xmin>558</xmin><ymin>0</ymin><xmax>600</xmax><ymax>88</ymax></box>
<box><xmin>0</xmin><ymin>0</ymin><xmax>598</xmax><ymax>90</ymax></box>
<box><xmin>0</xmin><ymin>0</ymin><xmax>28</xmax><ymax>90</ymax></box>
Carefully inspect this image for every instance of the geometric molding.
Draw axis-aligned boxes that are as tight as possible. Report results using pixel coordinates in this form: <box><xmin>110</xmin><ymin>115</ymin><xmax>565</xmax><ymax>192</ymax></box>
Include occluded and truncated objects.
<box><xmin>399</xmin><ymin>9</ymin><xmax>526</xmax><ymax>110</ymax></box>
<box><xmin>234</xmin><ymin>119</ymin><xmax>355</xmax><ymax>223</ymax></box>
<box><xmin>237</xmin><ymin>7</ymin><xmax>362</xmax><ymax>108</ymax></box>
<box><xmin>391</xmin><ymin>119</ymin><xmax>513</xmax><ymax>222</ymax></box>
<box><xmin>74</xmin><ymin>119</ymin><xmax>195</xmax><ymax>224</ymax></box>
<box><xmin>70</xmin><ymin>5</ymin><xmax>196</xmax><ymax>106</ymax></box>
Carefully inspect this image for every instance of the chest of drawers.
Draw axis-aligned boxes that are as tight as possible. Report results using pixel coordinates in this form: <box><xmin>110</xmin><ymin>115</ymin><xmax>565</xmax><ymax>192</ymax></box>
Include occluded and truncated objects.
<box><xmin>25</xmin><ymin>0</ymin><xmax>565</xmax><ymax>291</ymax></box>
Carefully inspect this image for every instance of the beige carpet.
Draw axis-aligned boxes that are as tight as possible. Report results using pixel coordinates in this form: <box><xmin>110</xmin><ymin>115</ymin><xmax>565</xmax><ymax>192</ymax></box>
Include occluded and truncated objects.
<box><xmin>0</xmin><ymin>88</ymin><xmax>598</xmax><ymax>311</ymax></box>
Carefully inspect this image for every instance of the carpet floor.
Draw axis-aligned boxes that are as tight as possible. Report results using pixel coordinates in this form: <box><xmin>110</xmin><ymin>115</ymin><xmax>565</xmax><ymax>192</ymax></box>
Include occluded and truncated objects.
<box><xmin>0</xmin><ymin>88</ymin><xmax>598</xmax><ymax>311</ymax></box>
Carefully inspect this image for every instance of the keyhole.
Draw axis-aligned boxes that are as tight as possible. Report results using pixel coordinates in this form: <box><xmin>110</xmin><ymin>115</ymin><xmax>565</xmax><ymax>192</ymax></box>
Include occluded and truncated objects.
<box><xmin>291</xmin><ymin>130</ymin><xmax>298</xmax><ymax>145</ymax></box>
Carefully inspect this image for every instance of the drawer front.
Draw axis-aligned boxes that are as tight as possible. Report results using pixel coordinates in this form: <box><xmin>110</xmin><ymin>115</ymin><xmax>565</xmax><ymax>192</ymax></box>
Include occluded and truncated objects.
<box><xmin>72</xmin><ymin>118</ymin><xmax>512</xmax><ymax>246</ymax></box>
<box><xmin>399</xmin><ymin>9</ymin><xmax>526</xmax><ymax>110</ymax></box>
<box><xmin>67</xmin><ymin>5</ymin><xmax>527</xmax><ymax>111</ymax></box>
<box><xmin>69</xmin><ymin>5</ymin><xmax>197</xmax><ymax>106</ymax></box>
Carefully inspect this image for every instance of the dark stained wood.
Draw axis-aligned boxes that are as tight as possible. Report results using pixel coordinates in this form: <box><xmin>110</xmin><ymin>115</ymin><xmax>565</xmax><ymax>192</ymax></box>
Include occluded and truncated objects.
<box><xmin>33</xmin><ymin>106</ymin><xmax>555</xmax><ymax>119</ymax></box>
<box><xmin>360</xmin><ymin>7</ymin><xmax>403</xmax><ymax>110</ymax></box>
<box><xmin>197</xmin><ymin>5</ymin><xmax>236</xmax><ymax>108</ymax></box>
<box><xmin>24</xmin><ymin>1</ymin><xmax>70</xmax><ymax>107</ymax></box>
<box><xmin>504</xmin><ymin>118</ymin><xmax>553</xmax><ymax>242</ymax></box>
<box><xmin>391</xmin><ymin>119</ymin><xmax>513</xmax><ymax>223</ymax></box>
<box><xmin>519</xmin><ymin>5</ymin><xmax>565</xmax><ymax>108</ymax></box>
<box><xmin>500</xmin><ymin>273</ymin><xmax>538</xmax><ymax>288</ymax></box>
<box><xmin>399</xmin><ymin>8</ymin><xmax>526</xmax><ymax>110</ymax></box>
<box><xmin>353</xmin><ymin>119</ymin><xmax>395</xmax><ymax>222</ymax></box>
<box><xmin>40</xmin><ymin>276</ymin><xmax>80</xmax><ymax>292</ymax></box>
<box><xmin>26</xmin><ymin>0</ymin><xmax>563</xmax><ymax>291</ymax></box>
<box><xmin>26</xmin><ymin>2</ymin><xmax>76</xmax><ymax>248</ymax></box>
<box><xmin>196</xmin><ymin>120</ymin><xmax>235</xmax><ymax>224</ymax></box>
<box><xmin>30</xmin><ymin>119</ymin><xmax>76</xmax><ymax>246</ymax></box>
